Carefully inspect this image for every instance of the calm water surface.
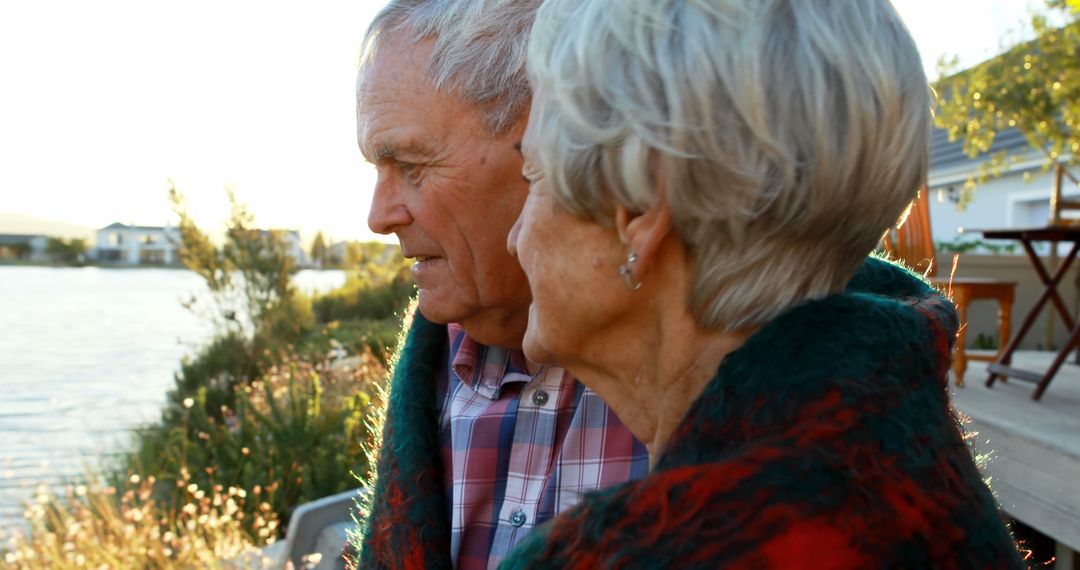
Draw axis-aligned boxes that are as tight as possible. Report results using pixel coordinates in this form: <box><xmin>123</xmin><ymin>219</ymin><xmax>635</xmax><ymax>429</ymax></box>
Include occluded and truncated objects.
<box><xmin>0</xmin><ymin>266</ymin><xmax>345</xmax><ymax>531</ymax></box>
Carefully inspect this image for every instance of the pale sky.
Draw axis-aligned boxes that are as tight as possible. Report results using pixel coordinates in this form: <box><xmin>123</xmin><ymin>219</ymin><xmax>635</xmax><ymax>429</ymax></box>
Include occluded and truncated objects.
<box><xmin>0</xmin><ymin>0</ymin><xmax>1047</xmax><ymax>244</ymax></box>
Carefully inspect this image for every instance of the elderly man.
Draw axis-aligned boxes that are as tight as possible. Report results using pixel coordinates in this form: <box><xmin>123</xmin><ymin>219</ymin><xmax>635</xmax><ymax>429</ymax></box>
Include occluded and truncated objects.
<box><xmin>353</xmin><ymin>1</ymin><xmax>648</xmax><ymax>568</ymax></box>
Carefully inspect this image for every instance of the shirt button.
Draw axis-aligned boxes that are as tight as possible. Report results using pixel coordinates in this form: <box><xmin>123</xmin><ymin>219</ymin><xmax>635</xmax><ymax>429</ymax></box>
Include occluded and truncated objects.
<box><xmin>531</xmin><ymin>389</ymin><xmax>549</xmax><ymax>407</ymax></box>
<box><xmin>510</xmin><ymin>509</ymin><xmax>527</xmax><ymax>528</ymax></box>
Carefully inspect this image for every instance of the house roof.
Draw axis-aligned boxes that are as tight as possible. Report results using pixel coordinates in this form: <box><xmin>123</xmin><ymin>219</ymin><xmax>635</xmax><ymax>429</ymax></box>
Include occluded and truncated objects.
<box><xmin>101</xmin><ymin>222</ymin><xmax>174</xmax><ymax>232</ymax></box>
<box><xmin>0</xmin><ymin>234</ymin><xmax>46</xmax><ymax>245</ymax></box>
<box><xmin>928</xmin><ymin>127</ymin><xmax>1033</xmax><ymax>172</ymax></box>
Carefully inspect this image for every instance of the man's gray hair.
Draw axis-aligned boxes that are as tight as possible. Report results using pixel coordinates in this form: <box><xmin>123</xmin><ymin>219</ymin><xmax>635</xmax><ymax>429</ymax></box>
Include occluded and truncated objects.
<box><xmin>361</xmin><ymin>0</ymin><xmax>541</xmax><ymax>134</ymax></box>
<box><xmin>527</xmin><ymin>0</ymin><xmax>932</xmax><ymax>332</ymax></box>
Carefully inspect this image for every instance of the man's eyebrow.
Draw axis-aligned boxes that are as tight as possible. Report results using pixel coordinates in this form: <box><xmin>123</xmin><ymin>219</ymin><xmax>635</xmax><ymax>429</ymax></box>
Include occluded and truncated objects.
<box><xmin>362</xmin><ymin>139</ymin><xmax>433</xmax><ymax>163</ymax></box>
<box><xmin>373</xmin><ymin>144</ymin><xmax>397</xmax><ymax>160</ymax></box>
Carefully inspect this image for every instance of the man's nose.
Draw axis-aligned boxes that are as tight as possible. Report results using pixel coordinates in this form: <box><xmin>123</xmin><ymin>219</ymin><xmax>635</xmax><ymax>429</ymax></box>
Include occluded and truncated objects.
<box><xmin>367</xmin><ymin>175</ymin><xmax>411</xmax><ymax>235</ymax></box>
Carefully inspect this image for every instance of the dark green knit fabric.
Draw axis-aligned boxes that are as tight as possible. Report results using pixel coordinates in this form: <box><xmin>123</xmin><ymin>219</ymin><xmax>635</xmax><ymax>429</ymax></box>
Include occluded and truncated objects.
<box><xmin>358</xmin><ymin>312</ymin><xmax>453</xmax><ymax>569</ymax></box>
<box><xmin>500</xmin><ymin>257</ymin><xmax>1023</xmax><ymax>569</ymax></box>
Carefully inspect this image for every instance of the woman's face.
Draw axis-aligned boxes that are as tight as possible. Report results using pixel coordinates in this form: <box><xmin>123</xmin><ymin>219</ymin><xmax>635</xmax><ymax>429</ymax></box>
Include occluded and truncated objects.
<box><xmin>507</xmin><ymin>128</ymin><xmax>626</xmax><ymax>366</ymax></box>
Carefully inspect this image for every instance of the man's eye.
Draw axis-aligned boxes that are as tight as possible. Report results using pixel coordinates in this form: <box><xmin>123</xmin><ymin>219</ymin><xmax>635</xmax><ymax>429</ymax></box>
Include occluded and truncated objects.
<box><xmin>398</xmin><ymin>162</ymin><xmax>423</xmax><ymax>184</ymax></box>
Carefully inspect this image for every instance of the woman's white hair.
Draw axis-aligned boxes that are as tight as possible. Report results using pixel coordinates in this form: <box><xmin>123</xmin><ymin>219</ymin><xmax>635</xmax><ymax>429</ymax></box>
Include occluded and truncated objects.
<box><xmin>527</xmin><ymin>0</ymin><xmax>932</xmax><ymax>331</ymax></box>
<box><xmin>361</xmin><ymin>0</ymin><xmax>540</xmax><ymax>134</ymax></box>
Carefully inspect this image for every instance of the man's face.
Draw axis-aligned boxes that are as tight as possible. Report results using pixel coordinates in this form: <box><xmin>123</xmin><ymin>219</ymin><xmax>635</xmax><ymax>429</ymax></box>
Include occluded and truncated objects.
<box><xmin>357</xmin><ymin>32</ymin><xmax>532</xmax><ymax>347</ymax></box>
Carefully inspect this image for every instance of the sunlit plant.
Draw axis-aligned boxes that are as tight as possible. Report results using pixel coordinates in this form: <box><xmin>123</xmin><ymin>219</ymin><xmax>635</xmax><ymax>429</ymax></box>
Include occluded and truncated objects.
<box><xmin>1</xmin><ymin>472</ymin><xmax>278</xmax><ymax>569</ymax></box>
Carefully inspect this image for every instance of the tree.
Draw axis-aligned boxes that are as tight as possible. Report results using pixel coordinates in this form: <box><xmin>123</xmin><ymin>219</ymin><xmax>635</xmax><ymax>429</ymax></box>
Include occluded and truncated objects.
<box><xmin>310</xmin><ymin>231</ymin><xmax>328</xmax><ymax>268</ymax></box>
<box><xmin>167</xmin><ymin>181</ymin><xmax>313</xmax><ymax>422</ymax></box>
<box><xmin>344</xmin><ymin>241</ymin><xmax>411</xmax><ymax>286</ymax></box>
<box><xmin>932</xmin><ymin>0</ymin><xmax>1080</xmax><ymax>204</ymax></box>
<box><xmin>67</xmin><ymin>238</ymin><xmax>87</xmax><ymax>263</ymax></box>
<box><xmin>168</xmin><ymin>181</ymin><xmax>307</xmax><ymax>341</ymax></box>
<box><xmin>45</xmin><ymin>237</ymin><xmax>87</xmax><ymax>264</ymax></box>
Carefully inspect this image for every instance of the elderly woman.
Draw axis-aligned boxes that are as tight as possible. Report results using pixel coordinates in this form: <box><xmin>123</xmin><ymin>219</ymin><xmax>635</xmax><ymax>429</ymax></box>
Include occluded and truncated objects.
<box><xmin>502</xmin><ymin>0</ymin><xmax>1021</xmax><ymax>567</ymax></box>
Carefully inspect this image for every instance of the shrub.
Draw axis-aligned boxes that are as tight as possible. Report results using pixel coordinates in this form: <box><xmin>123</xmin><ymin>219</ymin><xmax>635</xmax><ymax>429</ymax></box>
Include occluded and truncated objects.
<box><xmin>165</xmin><ymin>332</ymin><xmax>260</xmax><ymax>426</ymax></box>
<box><xmin>296</xmin><ymin>319</ymin><xmax>402</xmax><ymax>364</ymax></box>
<box><xmin>3</xmin><ymin>191</ymin><xmax>411</xmax><ymax>566</ymax></box>
<box><xmin>119</xmin><ymin>350</ymin><xmax>388</xmax><ymax>536</ymax></box>
<box><xmin>312</xmin><ymin>274</ymin><xmax>413</xmax><ymax>325</ymax></box>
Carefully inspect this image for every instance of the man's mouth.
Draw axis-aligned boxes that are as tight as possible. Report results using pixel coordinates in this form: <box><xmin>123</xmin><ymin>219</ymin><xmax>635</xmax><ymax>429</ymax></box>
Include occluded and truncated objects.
<box><xmin>401</xmin><ymin>248</ymin><xmax>439</xmax><ymax>262</ymax></box>
<box><xmin>409</xmin><ymin>255</ymin><xmax>443</xmax><ymax>282</ymax></box>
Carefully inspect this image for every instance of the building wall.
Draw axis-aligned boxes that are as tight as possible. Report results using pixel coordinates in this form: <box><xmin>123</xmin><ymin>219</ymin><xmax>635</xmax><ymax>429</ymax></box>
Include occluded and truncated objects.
<box><xmin>926</xmin><ymin>159</ymin><xmax>1080</xmax><ymax>351</ymax></box>
<box><xmin>282</xmin><ymin>231</ymin><xmax>308</xmax><ymax>267</ymax></box>
<box><xmin>928</xmin><ymin>155</ymin><xmax>1080</xmax><ymax>256</ymax></box>
<box><xmin>94</xmin><ymin>226</ymin><xmax>179</xmax><ymax>265</ymax></box>
<box><xmin>27</xmin><ymin>236</ymin><xmax>48</xmax><ymax>262</ymax></box>
<box><xmin>945</xmin><ymin>253</ymin><xmax>1080</xmax><ymax>351</ymax></box>
<box><xmin>0</xmin><ymin>235</ymin><xmax>48</xmax><ymax>261</ymax></box>
<box><xmin>92</xmin><ymin>226</ymin><xmax>311</xmax><ymax>267</ymax></box>
<box><xmin>931</xmin><ymin>167</ymin><xmax>1060</xmax><ymax>242</ymax></box>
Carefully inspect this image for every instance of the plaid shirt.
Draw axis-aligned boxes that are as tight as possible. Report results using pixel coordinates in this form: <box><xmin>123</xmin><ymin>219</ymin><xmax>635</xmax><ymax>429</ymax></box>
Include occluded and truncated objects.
<box><xmin>438</xmin><ymin>323</ymin><xmax>648</xmax><ymax>570</ymax></box>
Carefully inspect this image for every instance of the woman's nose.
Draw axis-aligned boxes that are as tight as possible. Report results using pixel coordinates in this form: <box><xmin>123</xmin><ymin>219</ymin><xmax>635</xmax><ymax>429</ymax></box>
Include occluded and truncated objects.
<box><xmin>506</xmin><ymin>213</ymin><xmax>522</xmax><ymax>258</ymax></box>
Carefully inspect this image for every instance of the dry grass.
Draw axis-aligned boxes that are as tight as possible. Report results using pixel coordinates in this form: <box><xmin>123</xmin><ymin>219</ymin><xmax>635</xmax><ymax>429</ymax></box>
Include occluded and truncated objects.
<box><xmin>1</xmin><ymin>470</ymin><xmax>279</xmax><ymax>569</ymax></box>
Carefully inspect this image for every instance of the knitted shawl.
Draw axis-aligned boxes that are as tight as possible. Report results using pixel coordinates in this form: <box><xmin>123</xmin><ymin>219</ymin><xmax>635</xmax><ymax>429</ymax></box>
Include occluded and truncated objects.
<box><xmin>358</xmin><ymin>311</ymin><xmax>453</xmax><ymax>569</ymax></box>
<box><xmin>499</xmin><ymin>257</ymin><xmax>1023</xmax><ymax>569</ymax></box>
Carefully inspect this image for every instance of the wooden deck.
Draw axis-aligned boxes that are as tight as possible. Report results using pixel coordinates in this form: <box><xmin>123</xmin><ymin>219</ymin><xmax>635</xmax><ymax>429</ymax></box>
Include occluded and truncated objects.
<box><xmin>951</xmin><ymin>351</ymin><xmax>1080</xmax><ymax>555</ymax></box>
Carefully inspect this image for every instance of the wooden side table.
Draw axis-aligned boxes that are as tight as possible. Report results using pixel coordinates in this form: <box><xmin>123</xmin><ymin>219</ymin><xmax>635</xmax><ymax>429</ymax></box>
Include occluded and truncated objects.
<box><xmin>942</xmin><ymin>278</ymin><xmax>1014</xmax><ymax>385</ymax></box>
<box><xmin>977</xmin><ymin>227</ymin><xmax>1080</xmax><ymax>400</ymax></box>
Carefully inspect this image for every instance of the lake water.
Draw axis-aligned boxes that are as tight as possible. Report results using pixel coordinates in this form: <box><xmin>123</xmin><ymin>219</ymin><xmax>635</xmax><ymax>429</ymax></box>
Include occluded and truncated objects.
<box><xmin>0</xmin><ymin>266</ymin><xmax>346</xmax><ymax>532</ymax></box>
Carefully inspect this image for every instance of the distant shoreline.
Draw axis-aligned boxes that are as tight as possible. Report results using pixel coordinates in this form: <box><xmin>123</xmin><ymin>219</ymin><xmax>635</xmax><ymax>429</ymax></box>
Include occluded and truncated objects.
<box><xmin>0</xmin><ymin>261</ymin><xmax>346</xmax><ymax>271</ymax></box>
<box><xmin>0</xmin><ymin>260</ymin><xmax>185</xmax><ymax>270</ymax></box>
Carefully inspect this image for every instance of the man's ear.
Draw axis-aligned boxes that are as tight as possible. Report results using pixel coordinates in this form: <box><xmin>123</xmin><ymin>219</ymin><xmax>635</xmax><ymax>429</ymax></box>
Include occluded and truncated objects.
<box><xmin>614</xmin><ymin>200</ymin><xmax>673</xmax><ymax>282</ymax></box>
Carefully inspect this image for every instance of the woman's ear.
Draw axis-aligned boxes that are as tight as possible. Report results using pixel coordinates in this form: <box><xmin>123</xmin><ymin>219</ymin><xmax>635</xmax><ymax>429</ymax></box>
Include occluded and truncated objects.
<box><xmin>614</xmin><ymin>200</ymin><xmax>673</xmax><ymax>281</ymax></box>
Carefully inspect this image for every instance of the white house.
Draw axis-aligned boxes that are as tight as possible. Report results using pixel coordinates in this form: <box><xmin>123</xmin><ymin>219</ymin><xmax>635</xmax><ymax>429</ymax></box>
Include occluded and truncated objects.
<box><xmin>248</xmin><ymin>229</ymin><xmax>309</xmax><ymax>267</ymax></box>
<box><xmin>924</xmin><ymin>127</ymin><xmax>1080</xmax><ymax>352</ymax></box>
<box><xmin>94</xmin><ymin>223</ymin><xmax>180</xmax><ymax>265</ymax></box>
<box><xmin>278</xmin><ymin>229</ymin><xmax>308</xmax><ymax>267</ymax></box>
<box><xmin>327</xmin><ymin>241</ymin><xmax>350</xmax><ymax>267</ymax></box>
<box><xmin>93</xmin><ymin>224</ymin><xmax>310</xmax><ymax>267</ymax></box>
<box><xmin>926</xmin><ymin>127</ymin><xmax>1077</xmax><ymax>255</ymax></box>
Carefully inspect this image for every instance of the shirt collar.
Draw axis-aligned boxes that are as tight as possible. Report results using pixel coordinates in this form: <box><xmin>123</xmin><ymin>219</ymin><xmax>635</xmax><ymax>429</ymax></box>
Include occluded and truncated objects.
<box><xmin>447</xmin><ymin>323</ymin><xmax>532</xmax><ymax>400</ymax></box>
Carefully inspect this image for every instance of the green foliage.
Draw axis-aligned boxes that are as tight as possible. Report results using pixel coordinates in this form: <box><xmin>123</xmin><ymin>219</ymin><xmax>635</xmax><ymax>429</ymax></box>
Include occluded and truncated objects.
<box><xmin>165</xmin><ymin>332</ymin><xmax>260</xmax><ymax>424</ymax></box>
<box><xmin>169</xmin><ymin>181</ymin><xmax>305</xmax><ymax>341</ymax></box>
<box><xmin>933</xmin><ymin>1</ymin><xmax>1080</xmax><ymax>204</ymax></box>
<box><xmin>117</xmin><ymin>352</ymin><xmax>388</xmax><ymax>540</ymax></box>
<box><xmin>326</xmin><ymin>240</ymin><xmax>410</xmax><ymax>274</ymax></box>
<box><xmin>314</xmin><ymin>272</ymin><xmax>414</xmax><ymax>325</ymax></box>
<box><xmin>87</xmin><ymin>184</ymin><xmax>416</xmax><ymax>547</ymax></box>
<box><xmin>973</xmin><ymin>332</ymin><xmax>1001</xmax><ymax>350</ymax></box>
<box><xmin>313</xmin><ymin>241</ymin><xmax>414</xmax><ymax>355</ymax></box>
<box><xmin>167</xmin><ymin>182</ymin><xmax>317</xmax><ymax>411</ymax></box>
<box><xmin>5</xmin><ymin>189</ymin><xmax>413</xmax><ymax>563</ymax></box>
<box><xmin>296</xmin><ymin>318</ymin><xmax>404</xmax><ymax>364</ymax></box>
<box><xmin>45</xmin><ymin>237</ymin><xmax>87</xmax><ymax>264</ymax></box>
